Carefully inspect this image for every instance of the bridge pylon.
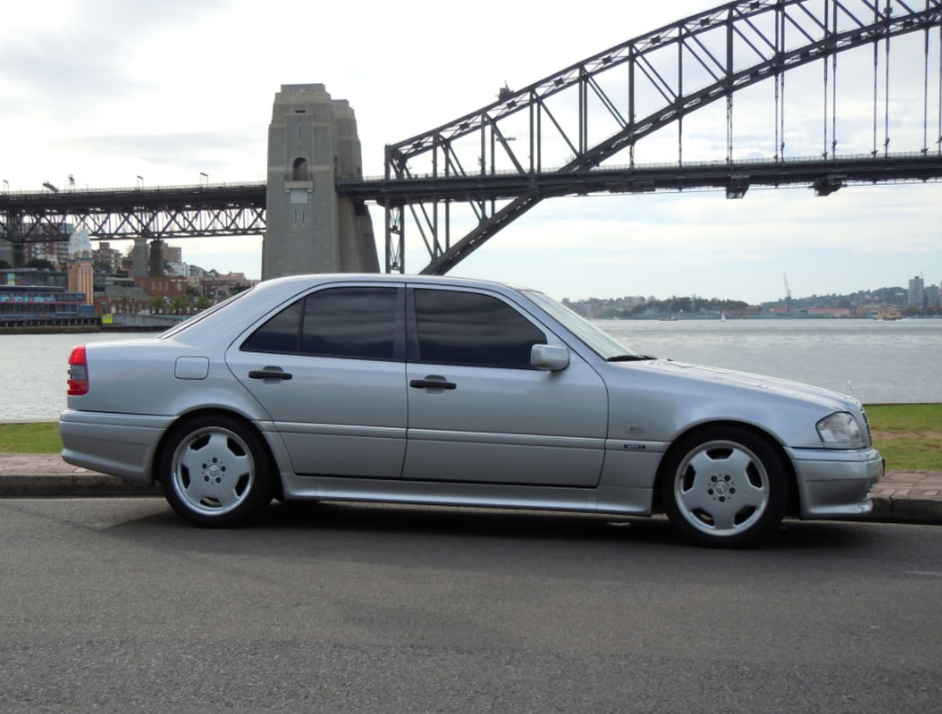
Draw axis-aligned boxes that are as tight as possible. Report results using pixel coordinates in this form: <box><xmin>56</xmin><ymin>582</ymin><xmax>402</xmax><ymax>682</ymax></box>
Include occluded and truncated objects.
<box><xmin>262</xmin><ymin>84</ymin><xmax>378</xmax><ymax>280</ymax></box>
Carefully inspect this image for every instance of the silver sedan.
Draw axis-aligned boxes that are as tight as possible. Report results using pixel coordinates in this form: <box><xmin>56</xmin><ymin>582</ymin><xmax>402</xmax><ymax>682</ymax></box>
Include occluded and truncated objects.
<box><xmin>59</xmin><ymin>274</ymin><xmax>883</xmax><ymax>547</ymax></box>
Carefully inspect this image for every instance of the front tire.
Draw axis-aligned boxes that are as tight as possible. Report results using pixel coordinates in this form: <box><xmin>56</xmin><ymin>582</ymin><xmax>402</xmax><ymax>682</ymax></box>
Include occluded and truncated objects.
<box><xmin>660</xmin><ymin>426</ymin><xmax>787</xmax><ymax>547</ymax></box>
<box><xmin>159</xmin><ymin>415</ymin><xmax>274</xmax><ymax>527</ymax></box>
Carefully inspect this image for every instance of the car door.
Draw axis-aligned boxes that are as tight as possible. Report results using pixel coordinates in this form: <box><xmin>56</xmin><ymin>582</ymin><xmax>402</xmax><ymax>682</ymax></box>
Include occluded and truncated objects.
<box><xmin>226</xmin><ymin>284</ymin><xmax>407</xmax><ymax>478</ymax></box>
<box><xmin>402</xmin><ymin>286</ymin><xmax>608</xmax><ymax>487</ymax></box>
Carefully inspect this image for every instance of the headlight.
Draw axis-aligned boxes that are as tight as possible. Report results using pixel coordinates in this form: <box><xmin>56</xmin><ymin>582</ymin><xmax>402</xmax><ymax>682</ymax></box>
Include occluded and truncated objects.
<box><xmin>816</xmin><ymin>412</ymin><xmax>865</xmax><ymax>448</ymax></box>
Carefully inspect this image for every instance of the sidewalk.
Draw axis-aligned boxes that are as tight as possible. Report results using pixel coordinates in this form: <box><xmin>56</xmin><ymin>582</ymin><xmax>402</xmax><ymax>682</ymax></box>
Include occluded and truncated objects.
<box><xmin>1</xmin><ymin>453</ymin><xmax>940</xmax><ymax>525</ymax></box>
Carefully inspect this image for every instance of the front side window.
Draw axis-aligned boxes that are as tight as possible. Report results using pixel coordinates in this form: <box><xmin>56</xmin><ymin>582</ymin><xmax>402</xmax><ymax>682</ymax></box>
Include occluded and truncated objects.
<box><xmin>301</xmin><ymin>287</ymin><xmax>397</xmax><ymax>359</ymax></box>
<box><xmin>241</xmin><ymin>286</ymin><xmax>398</xmax><ymax>360</ymax></box>
<box><xmin>413</xmin><ymin>289</ymin><xmax>546</xmax><ymax>369</ymax></box>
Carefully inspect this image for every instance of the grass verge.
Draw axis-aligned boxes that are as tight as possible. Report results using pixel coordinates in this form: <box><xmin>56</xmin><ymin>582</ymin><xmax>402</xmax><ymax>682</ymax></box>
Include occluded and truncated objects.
<box><xmin>0</xmin><ymin>423</ymin><xmax>62</xmax><ymax>454</ymax></box>
<box><xmin>866</xmin><ymin>404</ymin><xmax>942</xmax><ymax>471</ymax></box>
<box><xmin>1</xmin><ymin>405</ymin><xmax>940</xmax><ymax>470</ymax></box>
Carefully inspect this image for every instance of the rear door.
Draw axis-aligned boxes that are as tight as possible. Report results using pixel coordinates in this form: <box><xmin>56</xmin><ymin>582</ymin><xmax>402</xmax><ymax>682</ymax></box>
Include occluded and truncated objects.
<box><xmin>226</xmin><ymin>284</ymin><xmax>407</xmax><ymax>478</ymax></box>
<box><xmin>402</xmin><ymin>286</ymin><xmax>608</xmax><ymax>487</ymax></box>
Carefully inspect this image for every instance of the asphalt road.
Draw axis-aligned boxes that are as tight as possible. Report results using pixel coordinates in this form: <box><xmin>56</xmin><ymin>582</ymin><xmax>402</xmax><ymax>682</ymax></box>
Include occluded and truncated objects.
<box><xmin>1</xmin><ymin>499</ymin><xmax>941</xmax><ymax>714</ymax></box>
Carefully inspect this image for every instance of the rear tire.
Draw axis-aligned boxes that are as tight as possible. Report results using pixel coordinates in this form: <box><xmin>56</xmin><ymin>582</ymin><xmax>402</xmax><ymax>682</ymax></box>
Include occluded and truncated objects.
<box><xmin>158</xmin><ymin>415</ymin><xmax>274</xmax><ymax>527</ymax></box>
<box><xmin>660</xmin><ymin>426</ymin><xmax>787</xmax><ymax>547</ymax></box>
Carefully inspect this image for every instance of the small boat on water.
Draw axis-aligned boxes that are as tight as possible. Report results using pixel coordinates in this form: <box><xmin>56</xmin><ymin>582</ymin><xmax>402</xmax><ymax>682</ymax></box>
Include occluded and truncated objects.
<box><xmin>875</xmin><ymin>308</ymin><xmax>902</xmax><ymax>321</ymax></box>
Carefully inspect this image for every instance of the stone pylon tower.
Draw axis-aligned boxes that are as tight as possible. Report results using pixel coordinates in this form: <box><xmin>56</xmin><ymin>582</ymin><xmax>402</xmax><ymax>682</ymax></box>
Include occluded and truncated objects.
<box><xmin>262</xmin><ymin>84</ymin><xmax>379</xmax><ymax>279</ymax></box>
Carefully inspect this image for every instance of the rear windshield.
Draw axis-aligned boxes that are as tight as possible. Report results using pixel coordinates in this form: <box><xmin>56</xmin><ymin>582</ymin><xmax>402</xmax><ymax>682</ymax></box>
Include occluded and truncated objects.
<box><xmin>156</xmin><ymin>289</ymin><xmax>253</xmax><ymax>340</ymax></box>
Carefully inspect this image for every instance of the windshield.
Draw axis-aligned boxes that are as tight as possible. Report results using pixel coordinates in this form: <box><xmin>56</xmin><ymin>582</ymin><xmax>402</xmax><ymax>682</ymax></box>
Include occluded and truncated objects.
<box><xmin>522</xmin><ymin>289</ymin><xmax>642</xmax><ymax>361</ymax></box>
<box><xmin>157</xmin><ymin>288</ymin><xmax>254</xmax><ymax>339</ymax></box>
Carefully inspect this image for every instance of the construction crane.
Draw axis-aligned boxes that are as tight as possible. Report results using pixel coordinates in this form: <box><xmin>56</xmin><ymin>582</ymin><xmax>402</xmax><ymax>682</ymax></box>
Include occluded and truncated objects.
<box><xmin>784</xmin><ymin>274</ymin><xmax>791</xmax><ymax>313</ymax></box>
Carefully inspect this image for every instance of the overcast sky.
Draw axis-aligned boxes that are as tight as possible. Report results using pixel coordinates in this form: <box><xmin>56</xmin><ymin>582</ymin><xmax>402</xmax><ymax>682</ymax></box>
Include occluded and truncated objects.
<box><xmin>1</xmin><ymin>0</ymin><xmax>940</xmax><ymax>303</ymax></box>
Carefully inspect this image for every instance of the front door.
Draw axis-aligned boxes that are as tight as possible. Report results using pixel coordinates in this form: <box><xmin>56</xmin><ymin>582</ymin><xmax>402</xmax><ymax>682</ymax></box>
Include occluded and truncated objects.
<box><xmin>403</xmin><ymin>287</ymin><xmax>608</xmax><ymax>487</ymax></box>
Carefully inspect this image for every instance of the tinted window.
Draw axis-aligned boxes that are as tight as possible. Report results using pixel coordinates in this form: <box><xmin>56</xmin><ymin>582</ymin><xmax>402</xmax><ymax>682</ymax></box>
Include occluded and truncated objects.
<box><xmin>414</xmin><ymin>289</ymin><xmax>545</xmax><ymax>369</ymax></box>
<box><xmin>301</xmin><ymin>287</ymin><xmax>397</xmax><ymax>359</ymax></box>
<box><xmin>241</xmin><ymin>300</ymin><xmax>302</xmax><ymax>354</ymax></box>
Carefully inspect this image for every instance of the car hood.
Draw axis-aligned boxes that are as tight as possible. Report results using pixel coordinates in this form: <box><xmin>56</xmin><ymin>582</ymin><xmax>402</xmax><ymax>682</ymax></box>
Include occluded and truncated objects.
<box><xmin>626</xmin><ymin>359</ymin><xmax>860</xmax><ymax>412</ymax></box>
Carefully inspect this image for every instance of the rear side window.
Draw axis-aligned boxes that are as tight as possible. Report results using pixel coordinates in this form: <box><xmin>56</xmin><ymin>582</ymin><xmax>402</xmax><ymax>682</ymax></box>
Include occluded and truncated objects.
<box><xmin>413</xmin><ymin>289</ymin><xmax>545</xmax><ymax>369</ymax></box>
<box><xmin>242</xmin><ymin>287</ymin><xmax>398</xmax><ymax>360</ymax></box>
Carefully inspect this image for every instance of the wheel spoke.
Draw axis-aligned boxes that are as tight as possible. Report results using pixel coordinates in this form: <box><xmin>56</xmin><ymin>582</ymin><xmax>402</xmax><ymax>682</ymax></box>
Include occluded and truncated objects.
<box><xmin>723</xmin><ymin>449</ymin><xmax>753</xmax><ymax>479</ymax></box>
<box><xmin>213</xmin><ymin>486</ymin><xmax>240</xmax><ymax>509</ymax></box>
<box><xmin>678</xmin><ymin>482</ymin><xmax>712</xmax><ymax>513</ymax></box>
<box><xmin>687</xmin><ymin>450</ymin><xmax>717</xmax><ymax>475</ymax></box>
<box><xmin>737</xmin><ymin>484</ymin><xmax>768</xmax><ymax>509</ymax></box>
<box><xmin>710</xmin><ymin>505</ymin><xmax>737</xmax><ymax>531</ymax></box>
<box><xmin>179</xmin><ymin>449</ymin><xmax>205</xmax><ymax>477</ymax></box>
<box><xmin>205</xmin><ymin>432</ymin><xmax>234</xmax><ymax>460</ymax></box>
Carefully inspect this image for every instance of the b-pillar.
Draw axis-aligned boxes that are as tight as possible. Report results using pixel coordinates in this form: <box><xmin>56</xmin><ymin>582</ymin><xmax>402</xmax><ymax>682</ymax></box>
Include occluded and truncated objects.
<box><xmin>262</xmin><ymin>84</ymin><xmax>378</xmax><ymax>279</ymax></box>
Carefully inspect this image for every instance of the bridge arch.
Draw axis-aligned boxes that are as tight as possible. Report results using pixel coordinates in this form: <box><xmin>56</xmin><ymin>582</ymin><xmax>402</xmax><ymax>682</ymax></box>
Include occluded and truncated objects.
<box><xmin>379</xmin><ymin>0</ymin><xmax>942</xmax><ymax>275</ymax></box>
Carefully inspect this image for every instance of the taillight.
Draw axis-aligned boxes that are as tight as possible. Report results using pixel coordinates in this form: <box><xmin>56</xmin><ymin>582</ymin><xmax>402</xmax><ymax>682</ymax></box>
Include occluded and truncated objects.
<box><xmin>68</xmin><ymin>345</ymin><xmax>89</xmax><ymax>396</ymax></box>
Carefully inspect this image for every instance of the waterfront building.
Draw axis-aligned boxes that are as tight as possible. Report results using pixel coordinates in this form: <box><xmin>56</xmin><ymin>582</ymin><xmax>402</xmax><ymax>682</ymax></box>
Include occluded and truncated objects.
<box><xmin>927</xmin><ymin>284</ymin><xmax>941</xmax><ymax>308</ymax></box>
<box><xmin>163</xmin><ymin>245</ymin><xmax>183</xmax><ymax>264</ymax></box>
<box><xmin>92</xmin><ymin>242</ymin><xmax>124</xmax><ymax>272</ymax></box>
<box><xmin>165</xmin><ymin>260</ymin><xmax>188</xmax><ymax>278</ymax></box>
<box><xmin>67</xmin><ymin>229</ymin><xmax>94</xmax><ymax>306</ymax></box>
<box><xmin>201</xmin><ymin>271</ymin><xmax>254</xmax><ymax>300</ymax></box>
<box><xmin>908</xmin><ymin>275</ymin><xmax>925</xmax><ymax>307</ymax></box>
<box><xmin>134</xmin><ymin>276</ymin><xmax>188</xmax><ymax>300</ymax></box>
<box><xmin>0</xmin><ymin>284</ymin><xmax>94</xmax><ymax>326</ymax></box>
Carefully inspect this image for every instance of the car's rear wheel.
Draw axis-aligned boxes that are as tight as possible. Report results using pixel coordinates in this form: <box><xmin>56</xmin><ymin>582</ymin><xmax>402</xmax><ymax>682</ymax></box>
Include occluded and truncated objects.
<box><xmin>660</xmin><ymin>426</ymin><xmax>787</xmax><ymax>547</ymax></box>
<box><xmin>159</xmin><ymin>415</ymin><xmax>274</xmax><ymax>527</ymax></box>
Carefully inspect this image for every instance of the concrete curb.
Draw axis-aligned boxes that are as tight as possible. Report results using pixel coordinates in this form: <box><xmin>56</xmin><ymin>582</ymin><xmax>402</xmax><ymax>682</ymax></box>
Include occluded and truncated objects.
<box><xmin>868</xmin><ymin>495</ymin><xmax>942</xmax><ymax>525</ymax></box>
<box><xmin>0</xmin><ymin>473</ymin><xmax>160</xmax><ymax>498</ymax></box>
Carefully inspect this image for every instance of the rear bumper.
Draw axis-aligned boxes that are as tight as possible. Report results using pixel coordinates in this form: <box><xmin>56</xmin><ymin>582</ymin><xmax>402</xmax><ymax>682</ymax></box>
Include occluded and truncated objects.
<box><xmin>59</xmin><ymin>410</ymin><xmax>174</xmax><ymax>485</ymax></box>
<box><xmin>785</xmin><ymin>446</ymin><xmax>884</xmax><ymax>519</ymax></box>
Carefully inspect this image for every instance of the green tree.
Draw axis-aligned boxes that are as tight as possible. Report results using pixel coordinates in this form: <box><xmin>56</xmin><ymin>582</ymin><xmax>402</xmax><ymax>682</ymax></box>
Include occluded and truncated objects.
<box><xmin>0</xmin><ymin>259</ymin><xmax>10</xmax><ymax>269</ymax></box>
<box><xmin>26</xmin><ymin>258</ymin><xmax>55</xmax><ymax>270</ymax></box>
<box><xmin>150</xmin><ymin>296</ymin><xmax>167</xmax><ymax>314</ymax></box>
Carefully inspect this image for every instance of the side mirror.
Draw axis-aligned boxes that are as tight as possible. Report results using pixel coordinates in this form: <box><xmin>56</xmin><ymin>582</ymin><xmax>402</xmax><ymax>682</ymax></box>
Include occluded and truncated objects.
<box><xmin>531</xmin><ymin>344</ymin><xmax>570</xmax><ymax>372</ymax></box>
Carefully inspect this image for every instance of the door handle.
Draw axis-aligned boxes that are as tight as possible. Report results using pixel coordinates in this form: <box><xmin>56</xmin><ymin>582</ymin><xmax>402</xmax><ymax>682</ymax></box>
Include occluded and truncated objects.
<box><xmin>249</xmin><ymin>368</ymin><xmax>293</xmax><ymax>381</ymax></box>
<box><xmin>410</xmin><ymin>377</ymin><xmax>456</xmax><ymax>390</ymax></box>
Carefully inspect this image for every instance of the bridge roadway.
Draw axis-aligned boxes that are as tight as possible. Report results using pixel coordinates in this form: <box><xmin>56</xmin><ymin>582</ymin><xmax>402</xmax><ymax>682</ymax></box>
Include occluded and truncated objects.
<box><xmin>1</xmin><ymin>152</ymin><xmax>940</xmax><ymax>243</ymax></box>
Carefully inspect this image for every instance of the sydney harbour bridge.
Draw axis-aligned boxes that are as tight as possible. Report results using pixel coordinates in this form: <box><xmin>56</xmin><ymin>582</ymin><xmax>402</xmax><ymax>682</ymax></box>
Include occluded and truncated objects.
<box><xmin>1</xmin><ymin>0</ymin><xmax>941</xmax><ymax>275</ymax></box>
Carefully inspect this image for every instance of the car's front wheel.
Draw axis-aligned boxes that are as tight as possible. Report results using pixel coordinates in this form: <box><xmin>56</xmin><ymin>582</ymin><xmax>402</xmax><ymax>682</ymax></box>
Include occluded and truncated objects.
<box><xmin>660</xmin><ymin>426</ymin><xmax>787</xmax><ymax>547</ymax></box>
<box><xmin>159</xmin><ymin>415</ymin><xmax>274</xmax><ymax>527</ymax></box>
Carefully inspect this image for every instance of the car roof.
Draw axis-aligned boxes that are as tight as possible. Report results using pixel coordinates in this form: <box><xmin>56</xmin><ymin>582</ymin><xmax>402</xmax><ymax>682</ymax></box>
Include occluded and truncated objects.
<box><xmin>255</xmin><ymin>273</ymin><xmax>530</xmax><ymax>293</ymax></box>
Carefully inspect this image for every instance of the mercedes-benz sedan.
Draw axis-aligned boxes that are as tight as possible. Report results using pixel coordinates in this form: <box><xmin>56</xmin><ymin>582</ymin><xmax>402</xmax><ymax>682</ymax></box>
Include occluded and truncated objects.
<box><xmin>59</xmin><ymin>274</ymin><xmax>883</xmax><ymax>546</ymax></box>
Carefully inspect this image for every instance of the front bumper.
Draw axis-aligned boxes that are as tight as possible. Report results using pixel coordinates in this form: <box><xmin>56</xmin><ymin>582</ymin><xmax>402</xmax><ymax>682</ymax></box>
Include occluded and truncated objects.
<box><xmin>785</xmin><ymin>446</ymin><xmax>884</xmax><ymax>519</ymax></box>
<box><xmin>59</xmin><ymin>410</ymin><xmax>174</xmax><ymax>485</ymax></box>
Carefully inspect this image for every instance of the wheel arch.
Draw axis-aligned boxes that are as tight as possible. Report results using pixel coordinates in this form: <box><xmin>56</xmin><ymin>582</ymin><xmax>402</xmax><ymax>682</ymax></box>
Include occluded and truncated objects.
<box><xmin>651</xmin><ymin>420</ymin><xmax>800</xmax><ymax>516</ymax></box>
<box><xmin>150</xmin><ymin>407</ymin><xmax>285</xmax><ymax>501</ymax></box>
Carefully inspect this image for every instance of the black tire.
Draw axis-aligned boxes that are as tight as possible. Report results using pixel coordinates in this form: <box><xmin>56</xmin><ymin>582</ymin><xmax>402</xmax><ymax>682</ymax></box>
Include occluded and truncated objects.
<box><xmin>659</xmin><ymin>425</ymin><xmax>787</xmax><ymax>547</ymax></box>
<box><xmin>158</xmin><ymin>414</ymin><xmax>274</xmax><ymax>527</ymax></box>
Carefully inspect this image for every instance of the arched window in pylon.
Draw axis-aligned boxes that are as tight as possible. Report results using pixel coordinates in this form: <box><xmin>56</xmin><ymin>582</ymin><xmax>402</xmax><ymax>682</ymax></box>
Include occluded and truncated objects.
<box><xmin>292</xmin><ymin>157</ymin><xmax>309</xmax><ymax>181</ymax></box>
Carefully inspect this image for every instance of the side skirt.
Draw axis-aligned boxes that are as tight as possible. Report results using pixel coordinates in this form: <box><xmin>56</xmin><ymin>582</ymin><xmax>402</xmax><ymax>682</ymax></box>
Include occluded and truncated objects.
<box><xmin>280</xmin><ymin>473</ymin><xmax>653</xmax><ymax>517</ymax></box>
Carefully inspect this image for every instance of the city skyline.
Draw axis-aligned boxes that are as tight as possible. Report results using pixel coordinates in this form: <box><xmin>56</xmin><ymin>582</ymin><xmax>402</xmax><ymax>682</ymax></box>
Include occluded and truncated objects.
<box><xmin>1</xmin><ymin>0</ymin><xmax>940</xmax><ymax>304</ymax></box>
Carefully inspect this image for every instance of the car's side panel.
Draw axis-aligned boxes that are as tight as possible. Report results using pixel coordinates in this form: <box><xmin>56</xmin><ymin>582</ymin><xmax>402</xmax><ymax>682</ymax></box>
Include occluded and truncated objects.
<box><xmin>598</xmin><ymin>443</ymin><xmax>667</xmax><ymax>492</ymax></box>
<box><xmin>227</xmin><ymin>352</ymin><xmax>408</xmax><ymax>478</ymax></box>
<box><xmin>60</xmin><ymin>410</ymin><xmax>174</xmax><ymax>484</ymax></box>
<box><xmin>404</xmin><ymin>354</ymin><xmax>608</xmax><ymax>487</ymax></box>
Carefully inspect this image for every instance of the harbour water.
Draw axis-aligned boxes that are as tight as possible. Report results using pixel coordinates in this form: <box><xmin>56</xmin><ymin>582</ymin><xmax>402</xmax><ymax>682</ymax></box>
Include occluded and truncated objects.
<box><xmin>1</xmin><ymin>319</ymin><xmax>940</xmax><ymax>422</ymax></box>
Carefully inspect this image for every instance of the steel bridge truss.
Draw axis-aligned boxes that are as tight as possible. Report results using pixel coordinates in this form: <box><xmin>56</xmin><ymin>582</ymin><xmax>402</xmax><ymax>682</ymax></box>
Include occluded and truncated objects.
<box><xmin>0</xmin><ymin>184</ymin><xmax>266</xmax><ymax>244</ymax></box>
<box><xmin>382</xmin><ymin>0</ymin><xmax>942</xmax><ymax>275</ymax></box>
